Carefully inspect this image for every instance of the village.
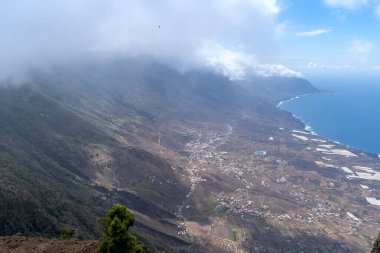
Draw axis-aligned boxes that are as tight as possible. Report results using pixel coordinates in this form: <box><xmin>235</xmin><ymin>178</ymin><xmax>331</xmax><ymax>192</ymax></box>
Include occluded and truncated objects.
<box><xmin>173</xmin><ymin>121</ymin><xmax>380</xmax><ymax>251</ymax></box>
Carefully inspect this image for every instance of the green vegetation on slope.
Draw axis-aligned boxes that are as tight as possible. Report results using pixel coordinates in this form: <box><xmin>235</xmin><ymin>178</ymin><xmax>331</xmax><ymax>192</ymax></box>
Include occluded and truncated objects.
<box><xmin>0</xmin><ymin>85</ymin><xmax>112</xmax><ymax>238</ymax></box>
<box><xmin>0</xmin><ymin>72</ymin><xmax>190</xmax><ymax>250</ymax></box>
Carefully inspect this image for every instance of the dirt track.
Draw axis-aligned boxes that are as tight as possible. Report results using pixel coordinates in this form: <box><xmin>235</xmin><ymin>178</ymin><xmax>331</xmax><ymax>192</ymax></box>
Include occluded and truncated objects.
<box><xmin>0</xmin><ymin>237</ymin><xmax>98</xmax><ymax>253</ymax></box>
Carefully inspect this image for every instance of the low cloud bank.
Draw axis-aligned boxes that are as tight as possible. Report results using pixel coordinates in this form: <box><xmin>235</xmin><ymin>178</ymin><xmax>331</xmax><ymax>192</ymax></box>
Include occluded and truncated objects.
<box><xmin>0</xmin><ymin>0</ymin><xmax>301</xmax><ymax>81</ymax></box>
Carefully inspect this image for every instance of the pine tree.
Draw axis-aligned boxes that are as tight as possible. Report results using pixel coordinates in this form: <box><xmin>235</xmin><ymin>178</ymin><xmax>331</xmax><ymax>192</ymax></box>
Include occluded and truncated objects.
<box><xmin>98</xmin><ymin>205</ymin><xmax>145</xmax><ymax>253</ymax></box>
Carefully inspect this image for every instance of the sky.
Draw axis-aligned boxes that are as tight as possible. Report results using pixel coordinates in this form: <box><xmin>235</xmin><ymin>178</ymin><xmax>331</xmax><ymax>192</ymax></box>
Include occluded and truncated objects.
<box><xmin>278</xmin><ymin>0</ymin><xmax>380</xmax><ymax>77</ymax></box>
<box><xmin>0</xmin><ymin>0</ymin><xmax>380</xmax><ymax>81</ymax></box>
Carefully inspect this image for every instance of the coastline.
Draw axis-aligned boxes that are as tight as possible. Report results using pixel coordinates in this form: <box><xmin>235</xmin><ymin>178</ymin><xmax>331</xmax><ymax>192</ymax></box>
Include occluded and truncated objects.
<box><xmin>277</xmin><ymin>94</ymin><xmax>380</xmax><ymax>159</ymax></box>
<box><xmin>276</xmin><ymin>93</ymin><xmax>312</xmax><ymax>108</ymax></box>
<box><xmin>276</xmin><ymin>93</ymin><xmax>319</xmax><ymax>137</ymax></box>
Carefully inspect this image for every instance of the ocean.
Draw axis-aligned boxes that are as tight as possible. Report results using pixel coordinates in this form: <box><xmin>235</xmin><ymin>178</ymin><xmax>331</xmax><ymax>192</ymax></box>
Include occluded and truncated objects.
<box><xmin>279</xmin><ymin>76</ymin><xmax>380</xmax><ymax>155</ymax></box>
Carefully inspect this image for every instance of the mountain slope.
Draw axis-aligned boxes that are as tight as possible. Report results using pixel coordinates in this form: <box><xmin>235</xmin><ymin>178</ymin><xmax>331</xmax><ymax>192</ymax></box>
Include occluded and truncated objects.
<box><xmin>0</xmin><ymin>61</ymin><xmax>305</xmax><ymax>250</ymax></box>
<box><xmin>0</xmin><ymin>83</ymin><xmax>189</xmax><ymax>251</ymax></box>
<box><xmin>0</xmin><ymin>85</ymin><xmax>109</xmax><ymax>238</ymax></box>
<box><xmin>1</xmin><ymin>59</ymin><xmax>377</xmax><ymax>252</ymax></box>
<box><xmin>236</xmin><ymin>76</ymin><xmax>319</xmax><ymax>104</ymax></box>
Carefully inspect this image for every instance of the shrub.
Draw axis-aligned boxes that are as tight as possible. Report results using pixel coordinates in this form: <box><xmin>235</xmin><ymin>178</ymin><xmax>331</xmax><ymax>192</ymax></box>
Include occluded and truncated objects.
<box><xmin>59</xmin><ymin>227</ymin><xmax>76</xmax><ymax>239</ymax></box>
<box><xmin>98</xmin><ymin>205</ymin><xmax>145</xmax><ymax>253</ymax></box>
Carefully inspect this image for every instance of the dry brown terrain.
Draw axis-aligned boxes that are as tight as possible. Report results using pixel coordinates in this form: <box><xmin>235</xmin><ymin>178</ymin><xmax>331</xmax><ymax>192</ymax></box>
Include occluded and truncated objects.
<box><xmin>0</xmin><ymin>237</ymin><xmax>98</xmax><ymax>253</ymax></box>
<box><xmin>1</xmin><ymin>61</ymin><xmax>379</xmax><ymax>252</ymax></box>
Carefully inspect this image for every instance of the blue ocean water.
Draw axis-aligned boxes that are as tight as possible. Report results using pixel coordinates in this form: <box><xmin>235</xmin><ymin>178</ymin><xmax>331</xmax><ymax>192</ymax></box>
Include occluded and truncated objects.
<box><xmin>279</xmin><ymin>77</ymin><xmax>380</xmax><ymax>154</ymax></box>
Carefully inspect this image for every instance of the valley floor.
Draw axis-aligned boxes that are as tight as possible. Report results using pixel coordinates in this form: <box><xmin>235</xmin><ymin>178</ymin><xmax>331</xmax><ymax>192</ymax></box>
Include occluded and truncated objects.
<box><xmin>166</xmin><ymin>118</ymin><xmax>380</xmax><ymax>252</ymax></box>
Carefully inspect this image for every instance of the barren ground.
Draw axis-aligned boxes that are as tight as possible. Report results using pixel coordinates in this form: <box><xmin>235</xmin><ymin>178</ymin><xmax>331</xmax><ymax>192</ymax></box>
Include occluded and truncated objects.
<box><xmin>0</xmin><ymin>237</ymin><xmax>98</xmax><ymax>253</ymax></box>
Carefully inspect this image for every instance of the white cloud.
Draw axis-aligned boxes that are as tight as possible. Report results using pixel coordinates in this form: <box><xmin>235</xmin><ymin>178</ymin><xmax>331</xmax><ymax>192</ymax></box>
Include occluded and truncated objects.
<box><xmin>375</xmin><ymin>4</ymin><xmax>380</xmax><ymax>18</ymax></box>
<box><xmin>96</xmin><ymin>0</ymin><xmax>282</xmax><ymax>58</ymax></box>
<box><xmin>324</xmin><ymin>0</ymin><xmax>368</xmax><ymax>10</ymax></box>
<box><xmin>302</xmin><ymin>39</ymin><xmax>375</xmax><ymax>71</ymax></box>
<box><xmin>302</xmin><ymin>62</ymin><xmax>352</xmax><ymax>70</ymax></box>
<box><xmin>203</xmin><ymin>44</ymin><xmax>302</xmax><ymax>80</ymax></box>
<box><xmin>348</xmin><ymin>39</ymin><xmax>373</xmax><ymax>60</ymax></box>
<box><xmin>256</xmin><ymin>64</ymin><xmax>303</xmax><ymax>78</ymax></box>
<box><xmin>303</xmin><ymin>62</ymin><xmax>329</xmax><ymax>69</ymax></box>
<box><xmin>203</xmin><ymin>45</ymin><xmax>253</xmax><ymax>80</ymax></box>
<box><xmin>301</xmin><ymin>62</ymin><xmax>380</xmax><ymax>72</ymax></box>
<box><xmin>0</xmin><ymin>0</ymin><xmax>291</xmax><ymax>79</ymax></box>
<box><xmin>221</xmin><ymin>0</ymin><xmax>280</xmax><ymax>15</ymax></box>
<box><xmin>296</xmin><ymin>29</ymin><xmax>331</xmax><ymax>37</ymax></box>
<box><xmin>248</xmin><ymin>0</ymin><xmax>281</xmax><ymax>14</ymax></box>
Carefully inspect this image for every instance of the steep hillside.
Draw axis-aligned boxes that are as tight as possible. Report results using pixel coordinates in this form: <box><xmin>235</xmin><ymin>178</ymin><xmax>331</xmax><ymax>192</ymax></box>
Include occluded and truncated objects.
<box><xmin>0</xmin><ymin>85</ymin><xmax>110</xmax><ymax>238</ymax></box>
<box><xmin>0</xmin><ymin>82</ymin><xmax>189</xmax><ymax>251</ymax></box>
<box><xmin>2</xmin><ymin>59</ymin><xmax>378</xmax><ymax>252</ymax></box>
<box><xmin>236</xmin><ymin>76</ymin><xmax>320</xmax><ymax>104</ymax></box>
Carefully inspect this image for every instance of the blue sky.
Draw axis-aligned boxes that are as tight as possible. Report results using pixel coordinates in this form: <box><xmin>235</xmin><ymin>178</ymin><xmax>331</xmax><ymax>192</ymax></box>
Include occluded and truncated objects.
<box><xmin>274</xmin><ymin>0</ymin><xmax>380</xmax><ymax>76</ymax></box>
<box><xmin>0</xmin><ymin>0</ymin><xmax>379</xmax><ymax>80</ymax></box>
